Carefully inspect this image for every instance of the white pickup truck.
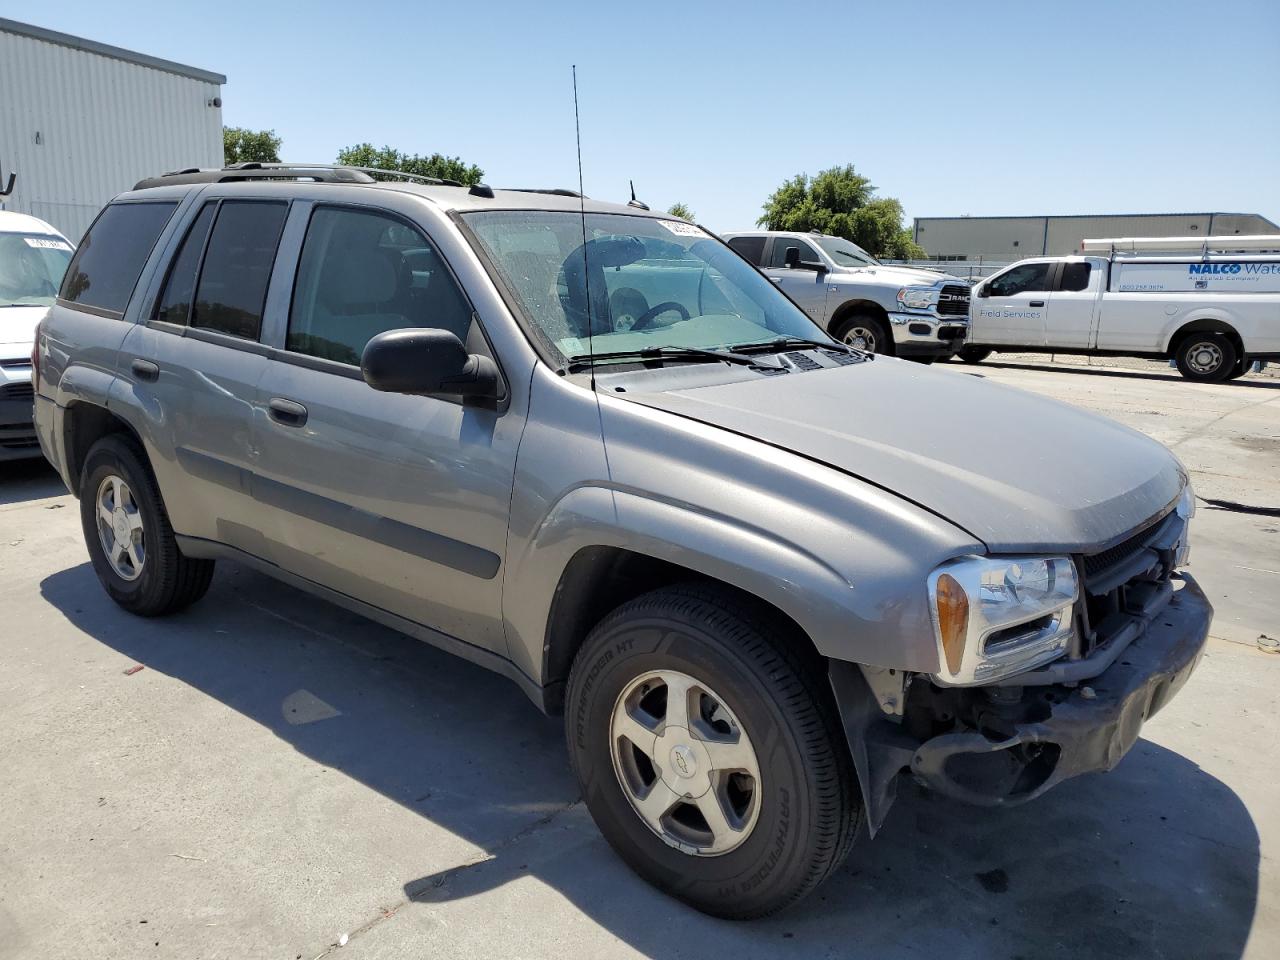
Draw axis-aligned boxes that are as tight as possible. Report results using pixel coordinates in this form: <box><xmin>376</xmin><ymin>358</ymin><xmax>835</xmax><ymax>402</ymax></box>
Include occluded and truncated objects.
<box><xmin>962</xmin><ymin>235</ymin><xmax>1280</xmax><ymax>382</ymax></box>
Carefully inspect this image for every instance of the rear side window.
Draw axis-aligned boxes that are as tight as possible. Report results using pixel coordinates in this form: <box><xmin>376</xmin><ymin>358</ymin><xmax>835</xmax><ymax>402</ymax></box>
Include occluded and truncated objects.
<box><xmin>1060</xmin><ymin>262</ymin><xmax>1091</xmax><ymax>292</ymax></box>
<box><xmin>154</xmin><ymin>203</ymin><xmax>216</xmax><ymax>326</ymax></box>
<box><xmin>727</xmin><ymin>236</ymin><xmax>766</xmax><ymax>265</ymax></box>
<box><xmin>191</xmin><ymin>201</ymin><xmax>288</xmax><ymax>340</ymax></box>
<box><xmin>59</xmin><ymin>202</ymin><xmax>177</xmax><ymax>316</ymax></box>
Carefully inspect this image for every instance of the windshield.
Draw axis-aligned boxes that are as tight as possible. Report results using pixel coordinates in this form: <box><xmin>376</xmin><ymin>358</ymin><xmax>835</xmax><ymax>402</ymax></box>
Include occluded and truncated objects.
<box><xmin>0</xmin><ymin>233</ymin><xmax>73</xmax><ymax>308</ymax></box>
<box><xmin>815</xmin><ymin>237</ymin><xmax>878</xmax><ymax>268</ymax></box>
<box><xmin>463</xmin><ymin>211</ymin><xmax>828</xmax><ymax>361</ymax></box>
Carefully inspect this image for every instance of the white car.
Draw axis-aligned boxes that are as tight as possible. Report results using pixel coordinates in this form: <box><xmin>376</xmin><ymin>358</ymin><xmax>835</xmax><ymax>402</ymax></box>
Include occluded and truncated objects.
<box><xmin>1</xmin><ymin>211</ymin><xmax>73</xmax><ymax>460</ymax></box>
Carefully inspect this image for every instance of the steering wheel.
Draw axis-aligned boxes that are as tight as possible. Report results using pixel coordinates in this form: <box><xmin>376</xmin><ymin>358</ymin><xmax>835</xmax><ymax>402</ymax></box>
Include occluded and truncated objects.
<box><xmin>633</xmin><ymin>301</ymin><xmax>691</xmax><ymax>330</ymax></box>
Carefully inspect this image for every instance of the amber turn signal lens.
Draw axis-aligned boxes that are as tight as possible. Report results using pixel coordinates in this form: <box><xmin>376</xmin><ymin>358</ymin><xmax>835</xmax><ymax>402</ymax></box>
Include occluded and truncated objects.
<box><xmin>935</xmin><ymin>573</ymin><xmax>969</xmax><ymax>675</ymax></box>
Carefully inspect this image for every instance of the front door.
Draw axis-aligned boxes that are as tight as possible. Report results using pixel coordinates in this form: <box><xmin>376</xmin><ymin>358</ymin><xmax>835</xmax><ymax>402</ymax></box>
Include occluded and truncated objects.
<box><xmin>762</xmin><ymin>237</ymin><xmax>831</xmax><ymax>323</ymax></box>
<box><xmin>972</xmin><ymin>260</ymin><xmax>1054</xmax><ymax>346</ymax></box>
<box><xmin>251</xmin><ymin>202</ymin><xmax>521</xmax><ymax>655</ymax></box>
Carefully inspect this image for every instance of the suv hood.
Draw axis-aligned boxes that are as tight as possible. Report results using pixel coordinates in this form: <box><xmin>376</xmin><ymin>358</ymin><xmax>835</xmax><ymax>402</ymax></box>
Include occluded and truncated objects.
<box><xmin>0</xmin><ymin>305</ymin><xmax>47</xmax><ymax>358</ymax></box>
<box><xmin>627</xmin><ymin>360</ymin><xmax>1182</xmax><ymax>553</ymax></box>
<box><xmin>833</xmin><ymin>264</ymin><xmax>962</xmax><ymax>285</ymax></box>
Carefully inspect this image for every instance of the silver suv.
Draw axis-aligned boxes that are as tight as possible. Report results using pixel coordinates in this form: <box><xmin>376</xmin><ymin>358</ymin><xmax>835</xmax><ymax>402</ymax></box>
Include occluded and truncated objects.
<box><xmin>722</xmin><ymin>230</ymin><xmax>970</xmax><ymax>360</ymax></box>
<box><xmin>33</xmin><ymin>164</ymin><xmax>1211</xmax><ymax>919</ymax></box>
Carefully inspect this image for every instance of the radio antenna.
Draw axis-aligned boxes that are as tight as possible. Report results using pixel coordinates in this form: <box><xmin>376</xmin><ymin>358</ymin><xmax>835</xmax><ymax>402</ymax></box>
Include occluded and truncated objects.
<box><xmin>572</xmin><ymin>65</ymin><xmax>596</xmax><ymax>392</ymax></box>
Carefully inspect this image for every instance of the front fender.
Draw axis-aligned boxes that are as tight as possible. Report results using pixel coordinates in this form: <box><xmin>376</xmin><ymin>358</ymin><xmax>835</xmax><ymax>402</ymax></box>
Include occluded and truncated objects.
<box><xmin>502</xmin><ymin>482</ymin><xmax>951</xmax><ymax>689</ymax></box>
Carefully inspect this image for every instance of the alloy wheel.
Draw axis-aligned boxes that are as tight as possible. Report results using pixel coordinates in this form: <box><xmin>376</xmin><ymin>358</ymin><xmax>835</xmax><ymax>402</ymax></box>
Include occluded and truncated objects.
<box><xmin>609</xmin><ymin>669</ymin><xmax>762</xmax><ymax>856</ymax></box>
<box><xmin>95</xmin><ymin>474</ymin><xmax>146</xmax><ymax>581</ymax></box>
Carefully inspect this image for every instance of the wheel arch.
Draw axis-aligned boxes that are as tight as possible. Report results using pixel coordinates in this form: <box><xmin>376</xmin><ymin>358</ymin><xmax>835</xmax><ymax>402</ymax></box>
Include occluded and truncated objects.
<box><xmin>540</xmin><ymin>545</ymin><xmax>824</xmax><ymax>714</ymax></box>
<box><xmin>1165</xmin><ymin>316</ymin><xmax>1244</xmax><ymax>358</ymax></box>
<box><xmin>827</xmin><ymin>299</ymin><xmax>893</xmax><ymax>353</ymax></box>
<box><xmin>62</xmin><ymin>401</ymin><xmax>147</xmax><ymax>498</ymax></box>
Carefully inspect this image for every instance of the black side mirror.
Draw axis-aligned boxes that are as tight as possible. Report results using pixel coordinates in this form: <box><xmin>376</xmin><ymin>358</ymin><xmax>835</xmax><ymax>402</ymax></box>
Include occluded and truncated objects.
<box><xmin>784</xmin><ymin>244</ymin><xmax>828</xmax><ymax>273</ymax></box>
<box><xmin>361</xmin><ymin>328</ymin><xmax>500</xmax><ymax>399</ymax></box>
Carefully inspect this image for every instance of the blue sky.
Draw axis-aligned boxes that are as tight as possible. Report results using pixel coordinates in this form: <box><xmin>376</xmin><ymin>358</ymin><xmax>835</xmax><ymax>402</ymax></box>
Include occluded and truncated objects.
<box><xmin>5</xmin><ymin>0</ymin><xmax>1278</xmax><ymax>232</ymax></box>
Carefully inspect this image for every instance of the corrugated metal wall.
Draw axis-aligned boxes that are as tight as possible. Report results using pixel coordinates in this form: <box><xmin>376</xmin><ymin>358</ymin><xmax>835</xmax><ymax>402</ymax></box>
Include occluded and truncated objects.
<box><xmin>0</xmin><ymin>28</ymin><xmax>222</xmax><ymax>242</ymax></box>
<box><xmin>914</xmin><ymin>213</ymin><xmax>1280</xmax><ymax>260</ymax></box>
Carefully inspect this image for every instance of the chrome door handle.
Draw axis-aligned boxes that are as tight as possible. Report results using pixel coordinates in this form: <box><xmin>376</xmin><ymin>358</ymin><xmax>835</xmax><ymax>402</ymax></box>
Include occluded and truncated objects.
<box><xmin>268</xmin><ymin>397</ymin><xmax>308</xmax><ymax>427</ymax></box>
<box><xmin>770</xmin><ymin>277</ymin><xmax>783</xmax><ymax>283</ymax></box>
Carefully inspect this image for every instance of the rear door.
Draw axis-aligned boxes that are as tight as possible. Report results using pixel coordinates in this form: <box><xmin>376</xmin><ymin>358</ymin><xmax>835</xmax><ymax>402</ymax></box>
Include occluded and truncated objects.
<box><xmin>971</xmin><ymin>260</ymin><xmax>1055</xmax><ymax>346</ymax></box>
<box><xmin>762</xmin><ymin>236</ymin><xmax>831</xmax><ymax>322</ymax></box>
<box><xmin>119</xmin><ymin>197</ymin><xmax>289</xmax><ymax>553</ymax></box>
<box><xmin>1043</xmin><ymin>259</ymin><xmax>1101</xmax><ymax>348</ymax></box>
<box><xmin>250</xmin><ymin>200</ymin><xmax>521</xmax><ymax>655</ymax></box>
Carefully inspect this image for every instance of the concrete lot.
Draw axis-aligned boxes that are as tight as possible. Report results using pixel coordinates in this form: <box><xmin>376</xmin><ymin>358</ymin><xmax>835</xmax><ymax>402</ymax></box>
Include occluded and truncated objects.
<box><xmin>0</xmin><ymin>359</ymin><xmax>1277</xmax><ymax>960</ymax></box>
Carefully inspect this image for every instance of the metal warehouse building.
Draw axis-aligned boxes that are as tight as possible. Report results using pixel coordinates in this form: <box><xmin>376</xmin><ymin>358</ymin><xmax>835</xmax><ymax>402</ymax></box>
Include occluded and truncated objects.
<box><xmin>0</xmin><ymin>18</ymin><xmax>224</xmax><ymax>241</ymax></box>
<box><xmin>913</xmin><ymin>212</ymin><xmax>1280</xmax><ymax>261</ymax></box>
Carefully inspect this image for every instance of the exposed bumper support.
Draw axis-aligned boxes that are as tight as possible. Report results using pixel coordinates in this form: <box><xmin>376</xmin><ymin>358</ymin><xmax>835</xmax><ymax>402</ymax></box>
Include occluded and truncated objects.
<box><xmin>830</xmin><ymin>574</ymin><xmax>1211</xmax><ymax>831</ymax></box>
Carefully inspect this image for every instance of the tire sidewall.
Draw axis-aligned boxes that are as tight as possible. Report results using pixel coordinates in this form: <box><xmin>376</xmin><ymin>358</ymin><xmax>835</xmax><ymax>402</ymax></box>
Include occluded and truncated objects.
<box><xmin>79</xmin><ymin>438</ymin><xmax>171</xmax><ymax>609</ymax></box>
<box><xmin>567</xmin><ymin>611</ymin><xmax>824</xmax><ymax>913</ymax></box>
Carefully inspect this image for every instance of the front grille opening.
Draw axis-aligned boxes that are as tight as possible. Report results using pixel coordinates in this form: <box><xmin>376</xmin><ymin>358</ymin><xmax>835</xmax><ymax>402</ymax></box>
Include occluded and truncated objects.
<box><xmin>936</xmin><ymin>284</ymin><xmax>971</xmax><ymax>316</ymax></box>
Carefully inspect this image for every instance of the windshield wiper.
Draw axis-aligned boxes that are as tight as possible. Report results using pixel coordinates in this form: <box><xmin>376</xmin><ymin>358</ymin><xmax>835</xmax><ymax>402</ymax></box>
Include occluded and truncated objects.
<box><xmin>730</xmin><ymin>336</ymin><xmax>871</xmax><ymax>358</ymax></box>
<box><xmin>567</xmin><ymin>345</ymin><xmax>785</xmax><ymax>373</ymax></box>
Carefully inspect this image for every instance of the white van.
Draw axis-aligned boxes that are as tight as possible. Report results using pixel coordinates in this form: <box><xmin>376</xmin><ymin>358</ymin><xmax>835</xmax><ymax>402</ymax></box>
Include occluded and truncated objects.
<box><xmin>962</xmin><ymin>235</ymin><xmax>1280</xmax><ymax>382</ymax></box>
<box><xmin>1</xmin><ymin>211</ymin><xmax>74</xmax><ymax>459</ymax></box>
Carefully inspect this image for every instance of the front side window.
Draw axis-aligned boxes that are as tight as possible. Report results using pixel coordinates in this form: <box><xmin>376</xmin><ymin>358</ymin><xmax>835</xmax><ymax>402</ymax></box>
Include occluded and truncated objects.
<box><xmin>815</xmin><ymin>237</ymin><xmax>879</xmax><ymax>268</ymax></box>
<box><xmin>464</xmin><ymin>211</ymin><xmax>827</xmax><ymax>360</ymax></box>
<box><xmin>988</xmin><ymin>262</ymin><xmax>1053</xmax><ymax>297</ymax></box>
<box><xmin>0</xmin><ymin>233</ymin><xmax>73</xmax><ymax>308</ymax></box>
<box><xmin>768</xmin><ymin>237</ymin><xmax>821</xmax><ymax>268</ymax></box>
<box><xmin>191</xmin><ymin>201</ymin><xmax>288</xmax><ymax>340</ymax></box>
<box><xmin>60</xmin><ymin>202</ymin><xmax>176</xmax><ymax>316</ymax></box>
<box><xmin>287</xmin><ymin>207</ymin><xmax>474</xmax><ymax>366</ymax></box>
<box><xmin>1060</xmin><ymin>261</ymin><xmax>1091</xmax><ymax>292</ymax></box>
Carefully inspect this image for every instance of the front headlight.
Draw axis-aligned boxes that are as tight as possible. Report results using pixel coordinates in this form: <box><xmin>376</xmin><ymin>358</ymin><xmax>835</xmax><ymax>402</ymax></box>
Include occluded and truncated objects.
<box><xmin>928</xmin><ymin>556</ymin><xmax>1079</xmax><ymax>685</ymax></box>
<box><xmin>897</xmin><ymin>285</ymin><xmax>936</xmax><ymax>310</ymax></box>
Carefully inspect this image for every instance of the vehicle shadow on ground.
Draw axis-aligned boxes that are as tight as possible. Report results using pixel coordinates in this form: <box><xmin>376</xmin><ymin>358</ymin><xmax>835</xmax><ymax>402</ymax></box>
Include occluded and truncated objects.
<box><xmin>40</xmin><ymin>561</ymin><xmax>1259</xmax><ymax>960</ymax></box>
<box><xmin>964</xmin><ymin>359</ymin><xmax>1280</xmax><ymax>390</ymax></box>
<box><xmin>0</xmin><ymin>458</ymin><xmax>66</xmax><ymax>506</ymax></box>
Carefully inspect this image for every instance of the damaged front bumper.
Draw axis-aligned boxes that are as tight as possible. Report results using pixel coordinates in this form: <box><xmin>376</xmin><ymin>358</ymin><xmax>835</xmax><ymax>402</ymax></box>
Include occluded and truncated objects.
<box><xmin>831</xmin><ymin>573</ymin><xmax>1212</xmax><ymax>832</ymax></box>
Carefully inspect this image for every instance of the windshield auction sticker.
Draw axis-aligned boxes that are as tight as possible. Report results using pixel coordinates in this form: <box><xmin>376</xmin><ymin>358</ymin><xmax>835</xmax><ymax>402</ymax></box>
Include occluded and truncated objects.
<box><xmin>23</xmin><ymin>237</ymin><xmax>72</xmax><ymax>251</ymax></box>
<box><xmin>657</xmin><ymin>221</ymin><xmax>709</xmax><ymax>239</ymax></box>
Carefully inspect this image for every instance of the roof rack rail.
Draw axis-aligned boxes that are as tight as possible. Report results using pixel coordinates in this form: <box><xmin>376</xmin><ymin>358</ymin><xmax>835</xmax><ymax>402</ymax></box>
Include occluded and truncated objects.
<box><xmin>132</xmin><ymin>162</ymin><xmax>465</xmax><ymax>191</ymax></box>
<box><xmin>503</xmin><ymin>187</ymin><xmax>584</xmax><ymax>198</ymax></box>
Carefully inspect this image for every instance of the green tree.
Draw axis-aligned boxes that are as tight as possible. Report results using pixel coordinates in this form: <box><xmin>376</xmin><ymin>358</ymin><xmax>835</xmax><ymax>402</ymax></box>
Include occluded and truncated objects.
<box><xmin>223</xmin><ymin>127</ymin><xmax>282</xmax><ymax>165</ymax></box>
<box><xmin>758</xmin><ymin>164</ymin><xmax>925</xmax><ymax>259</ymax></box>
<box><xmin>666</xmin><ymin>202</ymin><xmax>696</xmax><ymax>221</ymax></box>
<box><xmin>336</xmin><ymin>143</ymin><xmax>483</xmax><ymax>185</ymax></box>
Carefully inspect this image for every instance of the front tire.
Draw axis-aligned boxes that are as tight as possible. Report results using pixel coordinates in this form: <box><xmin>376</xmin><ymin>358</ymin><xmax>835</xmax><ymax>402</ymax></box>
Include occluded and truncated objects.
<box><xmin>832</xmin><ymin>311</ymin><xmax>892</xmax><ymax>355</ymax></box>
<box><xmin>1174</xmin><ymin>334</ymin><xmax>1237</xmax><ymax>383</ymax></box>
<box><xmin>79</xmin><ymin>434</ymin><xmax>215</xmax><ymax>616</ymax></box>
<box><xmin>565</xmin><ymin>584</ymin><xmax>860</xmax><ymax>919</ymax></box>
<box><xmin>958</xmin><ymin>346</ymin><xmax>992</xmax><ymax>364</ymax></box>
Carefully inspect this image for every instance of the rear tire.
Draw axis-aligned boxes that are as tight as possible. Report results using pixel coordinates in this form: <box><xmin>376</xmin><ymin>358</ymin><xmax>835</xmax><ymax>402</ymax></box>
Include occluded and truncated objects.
<box><xmin>79</xmin><ymin>434</ymin><xmax>215</xmax><ymax>616</ymax></box>
<box><xmin>832</xmin><ymin>311</ymin><xmax>892</xmax><ymax>356</ymax></box>
<box><xmin>958</xmin><ymin>346</ymin><xmax>992</xmax><ymax>364</ymax></box>
<box><xmin>1174</xmin><ymin>334</ymin><xmax>1237</xmax><ymax>383</ymax></box>
<box><xmin>1226</xmin><ymin>356</ymin><xmax>1250</xmax><ymax>381</ymax></box>
<box><xmin>565</xmin><ymin>584</ymin><xmax>861</xmax><ymax>919</ymax></box>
